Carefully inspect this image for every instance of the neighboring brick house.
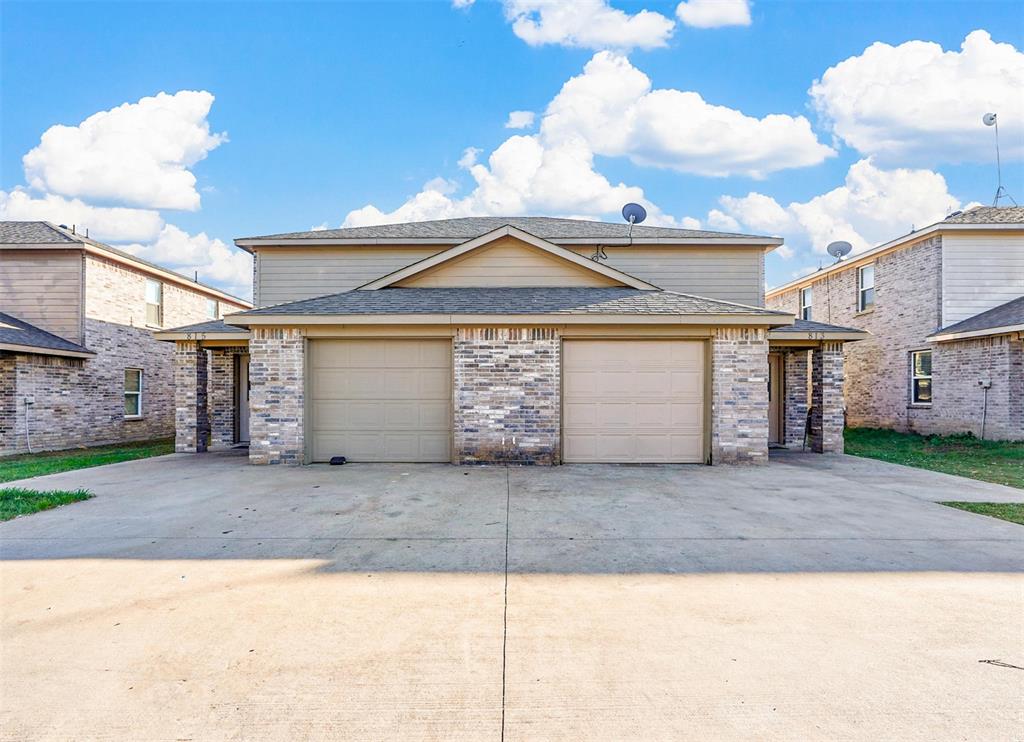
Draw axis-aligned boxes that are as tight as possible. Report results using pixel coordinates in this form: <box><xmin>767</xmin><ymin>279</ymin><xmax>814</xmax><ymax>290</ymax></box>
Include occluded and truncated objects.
<box><xmin>159</xmin><ymin>217</ymin><xmax>865</xmax><ymax>466</ymax></box>
<box><xmin>766</xmin><ymin>206</ymin><xmax>1024</xmax><ymax>441</ymax></box>
<box><xmin>0</xmin><ymin>222</ymin><xmax>250</xmax><ymax>455</ymax></box>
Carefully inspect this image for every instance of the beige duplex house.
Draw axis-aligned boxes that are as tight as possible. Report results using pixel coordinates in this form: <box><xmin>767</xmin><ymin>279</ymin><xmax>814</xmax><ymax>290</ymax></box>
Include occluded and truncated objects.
<box><xmin>159</xmin><ymin>216</ymin><xmax>865</xmax><ymax>465</ymax></box>
<box><xmin>767</xmin><ymin>206</ymin><xmax>1024</xmax><ymax>441</ymax></box>
<box><xmin>0</xmin><ymin>222</ymin><xmax>250</xmax><ymax>455</ymax></box>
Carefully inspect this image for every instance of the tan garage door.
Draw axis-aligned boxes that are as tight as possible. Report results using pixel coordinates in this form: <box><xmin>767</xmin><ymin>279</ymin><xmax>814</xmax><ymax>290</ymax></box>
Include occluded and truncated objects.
<box><xmin>562</xmin><ymin>340</ymin><xmax>705</xmax><ymax>463</ymax></box>
<box><xmin>309</xmin><ymin>339</ymin><xmax>451</xmax><ymax>462</ymax></box>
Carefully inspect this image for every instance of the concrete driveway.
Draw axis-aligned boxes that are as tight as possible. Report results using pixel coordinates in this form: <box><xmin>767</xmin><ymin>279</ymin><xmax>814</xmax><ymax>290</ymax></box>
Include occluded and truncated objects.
<box><xmin>1</xmin><ymin>451</ymin><xmax>1022</xmax><ymax>741</ymax></box>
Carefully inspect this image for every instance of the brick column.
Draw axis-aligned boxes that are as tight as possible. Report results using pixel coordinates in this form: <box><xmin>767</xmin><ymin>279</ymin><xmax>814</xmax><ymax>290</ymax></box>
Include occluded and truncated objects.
<box><xmin>784</xmin><ymin>349</ymin><xmax>810</xmax><ymax>447</ymax></box>
<box><xmin>453</xmin><ymin>327</ymin><xmax>560</xmax><ymax>464</ymax></box>
<box><xmin>249</xmin><ymin>328</ymin><xmax>304</xmax><ymax>465</ymax></box>
<box><xmin>711</xmin><ymin>327</ymin><xmax>769</xmax><ymax>464</ymax></box>
<box><xmin>174</xmin><ymin>341</ymin><xmax>209</xmax><ymax>453</ymax></box>
<box><xmin>209</xmin><ymin>346</ymin><xmax>247</xmax><ymax>448</ymax></box>
<box><xmin>810</xmin><ymin>342</ymin><xmax>845</xmax><ymax>454</ymax></box>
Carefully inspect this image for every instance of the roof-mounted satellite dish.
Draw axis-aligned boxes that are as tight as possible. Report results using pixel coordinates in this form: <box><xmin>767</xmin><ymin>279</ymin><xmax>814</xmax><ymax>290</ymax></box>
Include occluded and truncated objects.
<box><xmin>983</xmin><ymin>112</ymin><xmax>997</xmax><ymax>126</ymax></box>
<box><xmin>622</xmin><ymin>202</ymin><xmax>647</xmax><ymax>225</ymax></box>
<box><xmin>826</xmin><ymin>240</ymin><xmax>853</xmax><ymax>261</ymax></box>
<box><xmin>622</xmin><ymin>202</ymin><xmax>647</xmax><ymax>240</ymax></box>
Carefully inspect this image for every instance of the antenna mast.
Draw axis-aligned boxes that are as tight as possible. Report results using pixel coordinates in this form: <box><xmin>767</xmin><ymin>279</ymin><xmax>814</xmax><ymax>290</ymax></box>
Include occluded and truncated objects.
<box><xmin>984</xmin><ymin>112</ymin><xmax>1018</xmax><ymax>207</ymax></box>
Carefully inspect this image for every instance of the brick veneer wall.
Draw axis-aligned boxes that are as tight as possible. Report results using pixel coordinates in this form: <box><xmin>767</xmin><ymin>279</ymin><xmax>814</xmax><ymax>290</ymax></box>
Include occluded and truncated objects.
<box><xmin>768</xmin><ymin>236</ymin><xmax>1024</xmax><ymax>439</ymax></box>
<box><xmin>783</xmin><ymin>350</ymin><xmax>810</xmax><ymax>446</ymax></box>
<box><xmin>767</xmin><ymin>236</ymin><xmax>943</xmax><ymax>431</ymax></box>
<box><xmin>454</xmin><ymin>327</ymin><xmax>560</xmax><ymax>464</ymax></box>
<box><xmin>0</xmin><ymin>354</ymin><xmax>86</xmax><ymax>455</ymax></box>
<box><xmin>809</xmin><ymin>343</ymin><xmax>845</xmax><ymax>453</ymax></box>
<box><xmin>926</xmin><ymin>336</ymin><xmax>1023</xmax><ymax>440</ymax></box>
<box><xmin>711</xmin><ymin>327</ymin><xmax>769</xmax><ymax>464</ymax></box>
<box><xmin>0</xmin><ymin>356</ymin><xmax>14</xmax><ymax>448</ymax></box>
<box><xmin>174</xmin><ymin>341</ymin><xmax>209</xmax><ymax>453</ymax></box>
<box><xmin>249</xmin><ymin>328</ymin><xmax>304</xmax><ymax>465</ymax></box>
<box><xmin>0</xmin><ymin>255</ymin><xmax>247</xmax><ymax>456</ymax></box>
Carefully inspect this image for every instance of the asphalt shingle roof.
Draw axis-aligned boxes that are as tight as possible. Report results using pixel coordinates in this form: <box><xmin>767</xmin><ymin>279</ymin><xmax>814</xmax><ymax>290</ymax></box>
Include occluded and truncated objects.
<box><xmin>239</xmin><ymin>216</ymin><xmax>770</xmax><ymax>242</ymax></box>
<box><xmin>942</xmin><ymin>206</ymin><xmax>1024</xmax><ymax>224</ymax></box>
<box><xmin>0</xmin><ymin>221</ymin><xmax>80</xmax><ymax>244</ymax></box>
<box><xmin>159</xmin><ymin>319</ymin><xmax>250</xmax><ymax>334</ymax></box>
<box><xmin>238</xmin><ymin>287</ymin><xmax>789</xmax><ymax>318</ymax></box>
<box><xmin>934</xmin><ymin>295</ymin><xmax>1024</xmax><ymax>337</ymax></box>
<box><xmin>0</xmin><ymin>312</ymin><xmax>93</xmax><ymax>355</ymax></box>
<box><xmin>770</xmin><ymin>319</ymin><xmax>867</xmax><ymax>334</ymax></box>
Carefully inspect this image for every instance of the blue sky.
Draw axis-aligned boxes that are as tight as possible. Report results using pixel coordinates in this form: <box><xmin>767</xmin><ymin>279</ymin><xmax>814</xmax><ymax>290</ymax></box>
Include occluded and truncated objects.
<box><xmin>2</xmin><ymin>0</ymin><xmax>1022</xmax><ymax>297</ymax></box>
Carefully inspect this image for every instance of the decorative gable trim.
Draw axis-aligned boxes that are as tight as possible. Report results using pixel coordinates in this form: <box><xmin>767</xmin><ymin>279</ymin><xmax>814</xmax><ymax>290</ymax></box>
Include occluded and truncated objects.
<box><xmin>356</xmin><ymin>225</ymin><xmax>659</xmax><ymax>291</ymax></box>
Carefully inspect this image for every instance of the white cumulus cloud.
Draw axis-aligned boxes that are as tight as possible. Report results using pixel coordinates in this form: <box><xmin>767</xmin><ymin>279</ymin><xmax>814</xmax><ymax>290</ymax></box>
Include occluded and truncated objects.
<box><xmin>543</xmin><ymin>52</ymin><xmax>833</xmax><ymax>178</ymax></box>
<box><xmin>503</xmin><ymin>0</ymin><xmax>675</xmax><ymax>51</ymax></box>
<box><xmin>676</xmin><ymin>0</ymin><xmax>751</xmax><ymax>28</ymax></box>
<box><xmin>505</xmin><ymin>110</ymin><xmax>536</xmax><ymax>129</ymax></box>
<box><xmin>342</xmin><ymin>134</ymin><xmax>677</xmax><ymax>228</ymax></box>
<box><xmin>121</xmin><ymin>224</ymin><xmax>252</xmax><ymax>300</ymax></box>
<box><xmin>339</xmin><ymin>52</ymin><xmax>833</xmax><ymax>229</ymax></box>
<box><xmin>715</xmin><ymin>158</ymin><xmax>968</xmax><ymax>255</ymax></box>
<box><xmin>22</xmin><ymin>90</ymin><xmax>226</xmax><ymax>211</ymax></box>
<box><xmin>810</xmin><ymin>30</ymin><xmax>1024</xmax><ymax>164</ymax></box>
<box><xmin>0</xmin><ymin>189</ymin><xmax>164</xmax><ymax>242</ymax></box>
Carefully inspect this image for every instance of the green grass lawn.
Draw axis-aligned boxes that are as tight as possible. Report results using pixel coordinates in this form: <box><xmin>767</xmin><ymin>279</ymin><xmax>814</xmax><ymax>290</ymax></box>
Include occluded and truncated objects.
<box><xmin>0</xmin><ymin>438</ymin><xmax>174</xmax><ymax>484</ymax></box>
<box><xmin>939</xmin><ymin>502</ymin><xmax>1024</xmax><ymax>525</ymax></box>
<box><xmin>845</xmin><ymin>428</ymin><xmax>1024</xmax><ymax>489</ymax></box>
<box><xmin>0</xmin><ymin>487</ymin><xmax>93</xmax><ymax>522</ymax></box>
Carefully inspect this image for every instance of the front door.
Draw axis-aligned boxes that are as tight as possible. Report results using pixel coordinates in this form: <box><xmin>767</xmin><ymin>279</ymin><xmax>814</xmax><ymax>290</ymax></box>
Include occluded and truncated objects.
<box><xmin>236</xmin><ymin>354</ymin><xmax>250</xmax><ymax>443</ymax></box>
<box><xmin>768</xmin><ymin>353</ymin><xmax>783</xmax><ymax>445</ymax></box>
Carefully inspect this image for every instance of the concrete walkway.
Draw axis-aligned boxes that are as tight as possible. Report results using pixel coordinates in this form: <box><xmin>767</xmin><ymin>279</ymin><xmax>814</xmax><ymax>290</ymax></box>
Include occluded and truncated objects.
<box><xmin>1</xmin><ymin>452</ymin><xmax>1022</xmax><ymax>740</ymax></box>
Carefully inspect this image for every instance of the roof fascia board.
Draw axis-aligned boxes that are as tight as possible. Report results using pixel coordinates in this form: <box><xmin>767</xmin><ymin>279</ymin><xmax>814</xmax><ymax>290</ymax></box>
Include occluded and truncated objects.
<box><xmin>927</xmin><ymin>323</ymin><xmax>1024</xmax><ymax>342</ymax></box>
<box><xmin>153</xmin><ymin>330</ymin><xmax>252</xmax><ymax>342</ymax></box>
<box><xmin>768</xmin><ymin>331</ymin><xmax>868</xmax><ymax>342</ymax></box>
<box><xmin>766</xmin><ymin>222</ymin><xmax>1024</xmax><ymax>298</ymax></box>
<box><xmin>226</xmin><ymin>312</ymin><xmax>794</xmax><ymax>327</ymax></box>
<box><xmin>356</xmin><ymin>225</ymin><xmax>659</xmax><ymax>291</ymax></box>
<box><xmin>0</xmin><ymin>342</ymin><xmax>95</xmax><ymax>359</ymax></box>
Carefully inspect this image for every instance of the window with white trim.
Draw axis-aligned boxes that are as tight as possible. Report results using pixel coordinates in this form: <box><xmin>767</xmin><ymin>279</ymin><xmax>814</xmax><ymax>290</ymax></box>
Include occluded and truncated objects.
<box><xmin>799</xmin><ymin>287</ymin><xmax>812</xmax><ymax>321</ymax></box>
<box><xmin>910</xmin><ymin>350</ymin><xmax>932</xmax><ymax>405</ymax></box>
<box><xmin>124</xmin><ymin>368</ymin><xmax>143</xmax><ymax>418</ymax></box>
<box><xmin>145</xmin><ymin>279</ymin><xmax>163</xmax><ymax>327</ymax></box>
<box><xmin>858</xmin><ymin>265</ymin><xmax>875</xmax><ymax>311</ymax></box>
<box><xmin>206</xmin><ymin>298</ymin><xmax>219</xmax><ymax>319</ymax></box>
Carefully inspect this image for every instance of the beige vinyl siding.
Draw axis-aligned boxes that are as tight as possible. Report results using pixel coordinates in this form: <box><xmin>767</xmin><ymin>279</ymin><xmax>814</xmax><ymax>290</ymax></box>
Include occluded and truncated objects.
<box><xmin>569</xmin><ymin>246</ymin><xmax>763</xmax><ymax>305</ymax></box>
<box><xmin>256</xmin><ymin>246</ymin><xmax>441</xmax><ymax>306</ymax></box>
<box><xmin>941</xmin><ymin>233</ymin><xmax>1024</xmax><ymax>325</ymax></box>
<box><xmin>0</xmin><ymin>249</ymin><xmax>83</xmax><ymax>342</ymax></box>
<box><xmin>255</xmin><ymin>243</ymin><xmax>766</xmax><ymax>307</ymax></box>
<box><xmin>396</xmin><ymin>237</ymin><xmax>620</xmax><ymax>288</ymax></box>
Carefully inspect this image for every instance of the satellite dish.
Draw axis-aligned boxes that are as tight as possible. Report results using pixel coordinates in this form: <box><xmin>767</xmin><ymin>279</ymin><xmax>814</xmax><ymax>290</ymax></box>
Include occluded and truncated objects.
<box><xmin>983</xmin><ymin>112</ymin><xmax>997</xmax><ymax>127</ymax></box>
<box><xmin>826</xmin><ymin>240</ymin><xmax>853</xmax><ymax>260</ymax></box>
<box><xmin>621</xmin><ymin>203</ymin><xmax>647</xmax><ymax>225</ymax></box>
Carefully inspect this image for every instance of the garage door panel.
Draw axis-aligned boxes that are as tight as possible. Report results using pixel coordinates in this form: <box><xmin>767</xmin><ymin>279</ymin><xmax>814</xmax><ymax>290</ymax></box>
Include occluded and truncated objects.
<box><xmin>563</xmin><ymin>340</ymin><xmax>704</xmax><ymax>464</ymax></box>
<box><xmin>310</xmin><ymin>339</ymin><xmax>451</xmax><ymax>462</ymax></box>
